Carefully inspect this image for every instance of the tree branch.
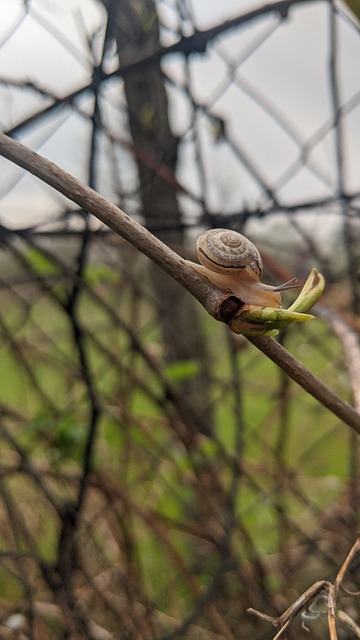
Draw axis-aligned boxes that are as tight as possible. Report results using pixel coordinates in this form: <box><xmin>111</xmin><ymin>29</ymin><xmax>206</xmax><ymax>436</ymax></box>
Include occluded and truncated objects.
<box><xmin>0</xmin><ymin>132</ymin><xmax>359</xmax><ymax>434</ymax></box>
<box><xmin>249</xmin><ymin>335</ymin><xmax>360</xmax><ymax>433</ymax></box>
<box><xmin>0</xmin><ymin>132</ymin><xmax>226</xmax><ymax>318</ymax></box>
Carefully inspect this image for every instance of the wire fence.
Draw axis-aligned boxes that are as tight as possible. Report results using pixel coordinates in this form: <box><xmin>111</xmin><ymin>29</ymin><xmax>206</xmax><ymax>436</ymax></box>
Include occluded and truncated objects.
<box><xmin>0</xmin><ymin>1</ymin><xmax>359</xmax><ymax>638</ymax></box>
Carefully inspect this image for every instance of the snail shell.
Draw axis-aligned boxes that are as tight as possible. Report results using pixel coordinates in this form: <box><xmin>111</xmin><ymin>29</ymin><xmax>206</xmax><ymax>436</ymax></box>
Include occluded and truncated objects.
<box><xmin>196</xmin><ymin>229</ymin><xmax>263</xmax><ymax>278</ymax></box>
<box><xmin>187</xmin><ymin>229</ymin><xmax>295</xmax><ymax>307</ymax></box>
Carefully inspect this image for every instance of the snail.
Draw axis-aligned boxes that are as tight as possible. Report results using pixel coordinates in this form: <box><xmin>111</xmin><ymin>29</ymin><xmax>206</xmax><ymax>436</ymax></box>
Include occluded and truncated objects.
<box><xmin>187</xmin><ymin>229</ymin><xmax>299</xmax><ymax>307</ymax></box>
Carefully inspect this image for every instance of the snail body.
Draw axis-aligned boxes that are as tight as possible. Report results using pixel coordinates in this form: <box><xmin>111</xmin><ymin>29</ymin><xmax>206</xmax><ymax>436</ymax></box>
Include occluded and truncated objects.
<box><xmin>188</xmin><ymin>229</ymin><xmax>296</xmax><ymax>307</ymax></box>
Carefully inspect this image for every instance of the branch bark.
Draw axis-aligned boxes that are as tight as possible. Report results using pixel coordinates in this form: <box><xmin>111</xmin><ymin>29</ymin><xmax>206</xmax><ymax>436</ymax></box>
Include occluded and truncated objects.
<box><xmin>1</xmin><ymin>132</ymin><xmax>360</xmax><ymax>434</ymax></box>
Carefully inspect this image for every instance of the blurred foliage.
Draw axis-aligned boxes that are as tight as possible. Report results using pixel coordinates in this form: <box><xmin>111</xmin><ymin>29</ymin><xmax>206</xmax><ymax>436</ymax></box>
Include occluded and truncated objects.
<box><xmin>0</xmin><ymin>237</ymin><xmax>358</xmax><ymax>639</ymax></box>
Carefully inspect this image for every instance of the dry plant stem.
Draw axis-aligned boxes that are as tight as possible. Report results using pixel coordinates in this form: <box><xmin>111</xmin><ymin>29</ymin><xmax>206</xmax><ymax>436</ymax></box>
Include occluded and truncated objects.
<box><xmin>337</xmin><ymin>611</ymin><xmax>360</xmax><ymax>638</ymax></box>
<box><xmin>333</xmin><ymin>535</ymin><xmax>360</xmax><ymax>596</ymax></box>
<box><xmin>248</xmin><ymin>583</ymin><xmax>335</xmax><ymax>640</ymax></box>
<box><xmin>1</xmin><ymin>133</ymin><xmax>360</xmax><ymax>434</ymax></box>
<box><xmin>248</xmin><ymin>580</ymin><xmax>328</xmax><ymax>628</ymax></box>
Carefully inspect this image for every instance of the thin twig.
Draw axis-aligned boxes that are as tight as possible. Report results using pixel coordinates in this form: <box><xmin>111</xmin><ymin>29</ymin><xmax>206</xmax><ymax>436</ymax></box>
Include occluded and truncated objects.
<box><xmin>337</xmin><ymin>611</ymin><xmax>360</xmax><ymax>638</ymax></box>
<box><xmin>248</xmin><ymin>335</ymin><xmax>360</xmax><ymax>433</ymax></box>
<box><xmin>334</xmin><ymin>534</ymin><xmax>360</xmax><ymax>597</ymax></box>
<box><xmin>248</xmin><ymin>534</ymin><xmax>360</xmax><ymax>639</ymax></box>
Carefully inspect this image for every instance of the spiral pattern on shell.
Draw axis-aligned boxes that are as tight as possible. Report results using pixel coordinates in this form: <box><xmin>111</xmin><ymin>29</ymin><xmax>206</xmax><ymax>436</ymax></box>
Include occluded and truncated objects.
<box><xmin>196</xmin><ymin>229</ymin><xmax>263</xmax><ymax>278</ymax></box>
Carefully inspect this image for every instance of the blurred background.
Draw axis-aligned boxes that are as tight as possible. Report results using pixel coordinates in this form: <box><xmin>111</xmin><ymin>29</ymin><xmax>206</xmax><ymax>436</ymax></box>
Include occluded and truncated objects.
<box><xmin>0</xmin><ymin>0</ymin><xmax>360</xmax><ymax>638</ymax></box>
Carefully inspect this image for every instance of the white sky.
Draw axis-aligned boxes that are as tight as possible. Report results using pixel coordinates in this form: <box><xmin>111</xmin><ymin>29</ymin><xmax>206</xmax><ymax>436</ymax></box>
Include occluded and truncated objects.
<box><xmin>0</xmin><ymin>0</ymin><xmax>359</xmax><ymax>247</ymax></box>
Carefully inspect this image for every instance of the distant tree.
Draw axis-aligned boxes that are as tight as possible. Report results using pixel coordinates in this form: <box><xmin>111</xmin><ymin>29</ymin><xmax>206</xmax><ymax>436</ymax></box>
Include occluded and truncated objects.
<box><xmin>99</xmin><ymin>0</ymin><xmax>214</xmax><ymax>431</ymax></box>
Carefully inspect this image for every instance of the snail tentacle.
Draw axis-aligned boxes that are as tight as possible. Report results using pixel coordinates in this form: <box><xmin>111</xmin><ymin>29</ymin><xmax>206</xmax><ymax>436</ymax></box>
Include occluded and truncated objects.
<box><xmin>188</xmin><ymin>229</ymin><xmax>298</xmax><ymax>307</ymax></box>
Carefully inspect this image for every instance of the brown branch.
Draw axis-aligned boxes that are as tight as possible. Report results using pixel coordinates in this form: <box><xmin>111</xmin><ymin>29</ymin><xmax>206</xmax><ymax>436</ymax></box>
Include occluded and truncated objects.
<box><xmin>337</xmin><ymin>611</ymin><xmax>360</xmax><ymax>638</ymax></box>
<box><xmin>248</xmin><ymin>580</ymin><xmax>330</xmax><ymax>638</ymax></box>
<box><xmin>249</xmin><ymin>335</ymin><xmax>360</xmax><ymax>434</ymax></box>
<box><xmin>248</xmin><ymin>534</ymin><xmax>360</xmax><ymax>639</ymax></box>
<box><xmin>0</xmin><ymin>133</ymin><xmax>226</xmax><ymax>318</ymax></box>
<box><xmin>0</xmin><ymin>132</ymin><xmax>360</xmax><ymax>435</ymax></box>
<box><xmin>334</xmin><ymin>534</ymin><xmax>360</xmax><ymax>597</ymax></box>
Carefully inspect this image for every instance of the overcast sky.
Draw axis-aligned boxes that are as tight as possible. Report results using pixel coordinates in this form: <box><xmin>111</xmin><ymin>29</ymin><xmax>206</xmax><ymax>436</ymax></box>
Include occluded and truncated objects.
<box><xmin>0</xmin><ymin>0</ymin><xmax>359</xmax><ymax>248</ymax></box>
